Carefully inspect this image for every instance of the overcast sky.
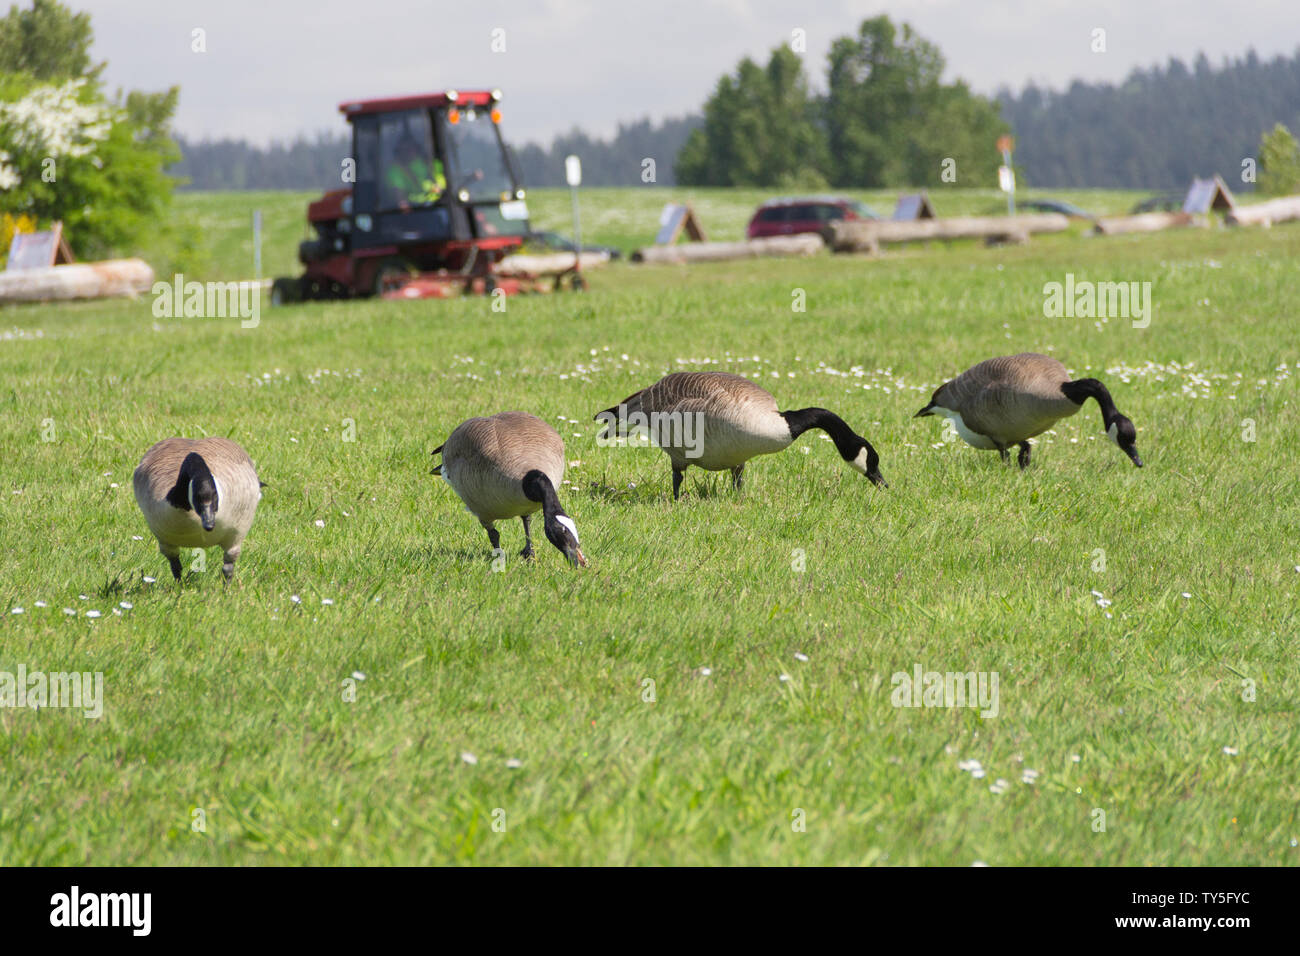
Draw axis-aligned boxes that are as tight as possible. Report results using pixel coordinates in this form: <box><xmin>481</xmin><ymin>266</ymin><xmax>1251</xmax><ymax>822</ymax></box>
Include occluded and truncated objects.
<box><xmin>72</xmin><ymin>0</ymin><xmax>1300</xmax><ymax>146</ymax></box>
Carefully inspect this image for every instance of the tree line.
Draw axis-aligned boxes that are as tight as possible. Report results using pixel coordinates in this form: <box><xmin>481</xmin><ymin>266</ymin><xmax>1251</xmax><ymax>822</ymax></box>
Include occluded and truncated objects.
<box><xmin>998</xmin><ymin>48</ymin><xmax>1300</xmax><ymax>189</ymax></box>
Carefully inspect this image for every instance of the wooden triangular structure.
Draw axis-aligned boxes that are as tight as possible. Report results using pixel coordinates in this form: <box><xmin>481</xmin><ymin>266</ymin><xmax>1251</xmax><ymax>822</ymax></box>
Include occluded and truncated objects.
<box><xmin>5</xmin><ymin>220</ymin><xmax>74</xmax><ymax>270</ymax></box>
<box><xmin>654</xmin><ymin>203</ymin><xmax>707</xmax><ymax>245</ymax></box>
<box><xmin>892</xmin><ymin>192</ymin><xmax>936</xmax><ymax>220</ymax></box>
<box><xmin>1182</xmin><ymin>175</ymin><xmax>1236</xmax><ymax>214</ymax></box>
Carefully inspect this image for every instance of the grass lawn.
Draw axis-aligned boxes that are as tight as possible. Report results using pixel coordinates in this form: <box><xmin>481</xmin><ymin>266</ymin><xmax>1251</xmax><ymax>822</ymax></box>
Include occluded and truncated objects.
<box><xmin>0</xmin><ymin>189</ymin><xmax>1296</xmax><ymax>865</ymax></box>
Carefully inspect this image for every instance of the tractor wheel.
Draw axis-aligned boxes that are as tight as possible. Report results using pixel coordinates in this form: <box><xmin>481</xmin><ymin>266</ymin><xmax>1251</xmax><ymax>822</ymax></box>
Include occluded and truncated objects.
<box><xmin>571</xmin><ymin>273</ymin><xmax>588</xmax><ymax>292</ymax></box>
<box><xmin>270</xmin><ymin>277</ymin><xmax>302</xmax><ymax>306</ymax></box>
<box><xmin>372</xmin><ymin>259</ymin><xmax>414</xmax><ymax>298</ymax></box>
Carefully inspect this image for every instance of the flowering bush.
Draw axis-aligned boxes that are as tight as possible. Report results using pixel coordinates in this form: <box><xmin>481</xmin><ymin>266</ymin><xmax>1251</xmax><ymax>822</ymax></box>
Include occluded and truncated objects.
<box><xmin>0</xmin><ymin>71</ymin><xmax>177</xmax><ymax>258</ymax></box>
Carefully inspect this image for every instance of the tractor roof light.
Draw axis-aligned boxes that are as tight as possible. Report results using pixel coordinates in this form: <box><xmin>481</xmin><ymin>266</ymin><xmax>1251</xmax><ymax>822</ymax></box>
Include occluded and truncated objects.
<box><xmin>458</xmin><ymin>189</ymin><xmax>469</xmax><ymax>202</ymax></box>
<box><xmin>516</xmin><ymin>189</ymin><xmax>526</xmax><ymax>199</ymax></box>
<box><xmin>490</xmin><ymin>89</ymin><xmax>503</xmax><ymax>102</ymax></box>
<box><xmin>445</xmin><ymin>89</ymin><xmax>459</xmax><ymax>103</ymax></box>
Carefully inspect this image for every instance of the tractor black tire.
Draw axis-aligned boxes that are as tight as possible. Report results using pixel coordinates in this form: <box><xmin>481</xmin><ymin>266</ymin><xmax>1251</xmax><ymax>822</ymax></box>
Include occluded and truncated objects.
<box><xmin>372</xmin><ymin>259</ymin><xmax>415</xmax><ymax>298</ymax></box>
<box><xmin>270</xmin><ymin>277</ymin><xmax>302</xmax><ymax>306</ymax></box>
<box><xmin>571</xmin><ymin>273</ymin><xmax>588</xmax><ymax>292</ymax></box>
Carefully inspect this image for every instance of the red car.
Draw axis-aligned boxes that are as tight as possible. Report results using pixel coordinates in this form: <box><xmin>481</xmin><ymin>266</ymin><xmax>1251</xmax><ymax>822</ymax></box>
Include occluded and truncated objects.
<box><xmin>746</xmin><ymin>196</ymin><xmax>879</xmax><ymax>241</ymax></box>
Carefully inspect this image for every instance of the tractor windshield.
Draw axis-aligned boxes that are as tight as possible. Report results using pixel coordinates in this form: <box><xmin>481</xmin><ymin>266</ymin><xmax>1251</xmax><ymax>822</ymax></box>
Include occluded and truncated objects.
<box><xmin>443</xmin><ymin>108</ymin><xmax>516</xmax><ymax>203</ymax></box>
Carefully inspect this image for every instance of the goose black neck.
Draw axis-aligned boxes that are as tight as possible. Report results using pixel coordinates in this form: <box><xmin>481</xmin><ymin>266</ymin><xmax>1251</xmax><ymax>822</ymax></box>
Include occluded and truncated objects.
<box><xmin>1061</xmin><ymin>378</ymin><xmax>1119</xmax><ymax>426</ymax></box>
<box><xmin>781</xmin><ymin>408</ymin><xmax>860</xmax><ymax>460</ymax></box>
<box><xmin>165</xmin><ymin>452</ymin><xmax>214</xmax><ymax>511</ymax></box>
<box><xmin>521</xmin><ymin>469</ymin><xmax>563</xmax><ymax>517</ymax></box>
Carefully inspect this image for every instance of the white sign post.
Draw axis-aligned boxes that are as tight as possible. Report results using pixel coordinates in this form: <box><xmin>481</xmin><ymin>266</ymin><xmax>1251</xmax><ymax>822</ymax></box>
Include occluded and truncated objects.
<box><xmin>565</xmin><ymin>155</ymin><xmax>582</xmax><ymax>279</ymax></box>
<box><xmin>997</xmin><ymin>135</ymin><xmax>1015</xmax><ymax>216</ymax></box>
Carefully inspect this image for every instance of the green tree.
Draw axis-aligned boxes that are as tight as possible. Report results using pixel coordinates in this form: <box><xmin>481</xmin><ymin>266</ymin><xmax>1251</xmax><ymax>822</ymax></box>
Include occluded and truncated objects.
<box><xmin>824</xmin><ymin>16</ymin><xmax>1006</xmax><ymax>188</ymax></box>
<box><xmin>677</xmin><ymin>46</ymin><xmax>826</xmax><ymax>187</ymax></box>
<box><xmin>0</xmin><ymin>0</ymin><xmax>100</xmax><ymax>81</ymax></box>
<box><xmin>0</xmin><ymin>0</ymin><xmax>178</xmax><ymax>259</ymax></box>
<box><xmin>1257</xmin><ymin>123</ymin><xmax>1300</xmax><ymax>196</ymax></box>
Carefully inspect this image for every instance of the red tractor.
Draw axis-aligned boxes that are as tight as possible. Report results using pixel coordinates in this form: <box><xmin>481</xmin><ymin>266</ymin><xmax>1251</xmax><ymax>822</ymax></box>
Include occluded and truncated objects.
<box><xmin>272</xmin><ymin>88</ymin><xmax>573</xmax><ymax>303</ymax></box>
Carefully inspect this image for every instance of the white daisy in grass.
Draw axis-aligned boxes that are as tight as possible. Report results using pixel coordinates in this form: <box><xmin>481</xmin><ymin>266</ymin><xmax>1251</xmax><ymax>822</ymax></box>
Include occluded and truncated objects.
<box><xmin>10</xmin><ymin>607</ymin><xmax>22</xmax><ymax>614</ymax></box>
<box><xmin>321</xmin><ymin>598</ymin><xmax>334</xmax><ymax>606</ymax></box>
<box><xmin>698</xmin><ymin>667</ymin><xmax>712</xmax><ymax>677</ymax></box>
<box><xmin>989</xmin><ymin>779</ymin><xmax>1009</xmax><ymax>795</ymax></box>
<box><xmin>290</xmin><ymin>595</ymin><xmax>301</xmax><ymax>604</ymax></box>
<box><xmin>119</xmin><ymin>601</ymin><xmax>132</xmax><ymax>610</ymax></box>
<box><xmin>971</xmin><ymin>861</ymin><xmax>990</xmax><ymax>867</ymax></box>
<box><xmin>143</xmin><ymin>576</ymin><xmax>156</xmax><ymax>584</ymax></box>
<box><xmin>460</xmin><ymin>752</ymin><xmax>478</xmax><ymax>766</ymax></box>
<box><xmin>34</xmin><ymin>601</ymin><xmax>47</xmax><ymax>608</ymax></box>
<box><xmin>1071</xmin><ymin>754</ymin><xmax>1082</xmax><ymax>763</ymax></box>
<box><xmin>314</xmin><ymin>519</ymin><xmax>325</xmax><ymax>528</ymax></box>
<box><xmin>85</xmin><ymin>610</ymin><xmax>101</xmax><ymax>618</ymax></box>
<box><xmin>1022</xmin><ymin>769</ymin><xmax>1040</xmax><ymax>785</ymax></box>
<box><xmin>132</xmin><ymin>535</ymin><xmax>143</xmax><ymax>541</ymax></box>
<box><xmin>1181</xmin><ymin>592</ymin><xmax>1191</xmax><ymax>599</ymax></box>
<box><xmin>794</xmin><ymin>652</ymin><xmax>809</xmax><ymax>662</ymax></box>
<box><xmin>958</xmin><ymin>759</ymin><xmax>982</xmax><ymax>774</ymax></box>
<box><xmin>1223</xmin><ymin>746</ymin><xmax>1239</xmax><ymax>756</ymax></box>
<box><xmin>63</xmin><ymin>608</ymin><xmax>76</xmax><ymax>616</ymax></box>
<box><xmin>351</xmin><ymin>671</ymin><xmax>365</xmax><ymax>681</ymax></box>
<box><xmin>778</xmin><ymin>673</ymin><xmax>791</xmax><ymax>683</ymax></box>
<box><xmin>506</xmin><ymin>758</ymin><xmax>522</xmax><ymax>769</ymax></box>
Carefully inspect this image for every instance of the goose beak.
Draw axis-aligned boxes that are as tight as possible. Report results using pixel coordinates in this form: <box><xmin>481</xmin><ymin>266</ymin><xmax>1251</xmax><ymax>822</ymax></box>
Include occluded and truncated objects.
<box><xmin>571</xmin><ymin>547</ymin><xmax>588</xmax><ymax>568</ymax></box>
<box><xmin>1126</xmin><ymin>447</ymin><xmax>1144</xmax><ymax>468</ymax></box>
<box><xmin>914</xmin><ymin>405</ymin><xmax>934</xmax><ymax>418</ymax></box>
<box><xmin>868</xmin><ymin>470</ymin><xmax>888</xmax><ymax>489</ymax></box>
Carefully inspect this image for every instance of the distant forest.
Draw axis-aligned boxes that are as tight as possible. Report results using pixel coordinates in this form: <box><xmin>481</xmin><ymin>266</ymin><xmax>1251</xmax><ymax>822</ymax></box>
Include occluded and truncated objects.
<box><xmin>998</xmin><ymin>48</ymin><xmax>1300</xmax><ymax>189</ymax></box>
<box><xmin>170</xmin><ymin>115</ymin><xmax>702</xmax><ymax>190</ymax></box>
<box><xmin>171</xmin><ymin>46</ymin><xmax>1300</xmax><ymax>192</ymax></box>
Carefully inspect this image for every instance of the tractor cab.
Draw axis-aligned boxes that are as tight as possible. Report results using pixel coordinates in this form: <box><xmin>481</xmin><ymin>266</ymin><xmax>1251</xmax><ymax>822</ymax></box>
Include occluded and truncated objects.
<box><xmin>280</xmin><ymin>89</ymin><xmax>534</xmax><ymax>301</ymax></box>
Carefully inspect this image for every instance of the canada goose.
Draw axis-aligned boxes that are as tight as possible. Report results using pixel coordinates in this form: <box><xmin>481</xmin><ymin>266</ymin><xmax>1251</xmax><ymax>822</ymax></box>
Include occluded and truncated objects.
<box><xmin>133</xmin><ymin>437</ymin><xmax>263</xmax><ymax>582</ymax></box>
<box><xmin>594</xmin><ymin>371</ymin><xmax>887</xmax><ymax>498</ymax></box>
<box><xmin>914</xmin><ymin>353</ymin><xmax>1143</xmax><ymax>468</ymax></box>
<box><xmin>432</xmin><ymin>412</ymin><xmax>587</xmax><ymax>567</ymax></box>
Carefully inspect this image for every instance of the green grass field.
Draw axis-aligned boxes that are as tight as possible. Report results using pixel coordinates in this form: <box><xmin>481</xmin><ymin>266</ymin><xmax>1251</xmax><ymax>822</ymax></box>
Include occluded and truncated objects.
<box><xmin>1</xmin><ymin>189</ymin><xmax>1296</xmax><ymax>865</ymax></box>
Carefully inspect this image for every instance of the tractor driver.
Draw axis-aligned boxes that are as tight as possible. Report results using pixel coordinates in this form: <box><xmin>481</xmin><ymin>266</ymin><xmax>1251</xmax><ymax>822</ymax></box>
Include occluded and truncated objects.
<box><xmin>385</xmin><ymin>133</ymin><xmax>446</xmax><ymax>207</ymax></box>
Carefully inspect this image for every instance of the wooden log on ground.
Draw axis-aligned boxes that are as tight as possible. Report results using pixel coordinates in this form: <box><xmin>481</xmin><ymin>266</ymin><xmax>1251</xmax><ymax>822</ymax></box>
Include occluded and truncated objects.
<box><xmin>0</xmin><ymin>258</ymin><xmax>155</xmax><ymax>303</ymax></box>
<box><xmin>631</xmin><ymin>233</ymin><xmax>824</xmax><ymax>264</ymax></box>
<box><xmin>1093</xmin><ymin>211</ymin><xmax>1197</xmax><ymax>235</ymax></box>
<box><xmin>1226</xmin><ymin>196</ymin><xmax>1300</xmax><ymax>227</ymax></box>
<box><xmin>830</xmin><ymin>214</ymin><xmax>1069</xmax><ymax>253</ymax></box>
<box><xmin>496</xmin><ymin>251</ymin><xmax>609</xmax><ymax>275</ymax></box>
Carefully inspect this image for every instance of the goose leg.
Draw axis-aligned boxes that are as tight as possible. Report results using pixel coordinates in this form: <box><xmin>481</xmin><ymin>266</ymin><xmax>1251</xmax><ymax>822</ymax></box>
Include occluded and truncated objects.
<box><xmin>997</xmin><ymin>445</ymin><xmax>1010</xmax><ymax>465</ymax></box>
<box><xmin>730</xmin><ymin>465</ymin><xmax>744</xmax><ymax>491</ymax></box>
<box><xmin>672</xmin><ymin>466</ymin><xmax>685</xmax><ymax>500</ymax></box>
<box><xmin>485</xmin><ymin>525</ymin><xmax>501</xmax><ymax>552</ymax></box>
<box><xmin>162</xmin><ymin>545</ymin><xmax>182</xmax><ymax>582</ymax></box>
<box><xmin>1017</xmin><ymin>441</ymin><xmax>1032</xmax><ymax>469</ymax></box>
<box><xmin>221</xmin><ymin>546</ymin><xmax>240</xmax><ymax>582</ymax></box>
<box><xmin>520</xmin><ymin>514</ymin><xmax>535</xmax><ymax>560</ymax></box>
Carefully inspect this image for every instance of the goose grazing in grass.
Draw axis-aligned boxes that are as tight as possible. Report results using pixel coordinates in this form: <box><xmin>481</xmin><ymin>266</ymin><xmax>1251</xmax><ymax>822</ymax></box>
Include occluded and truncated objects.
<box><xmin>914</xmin><ymin>352</ymin><xmax>1143</xmax><ymax>468</ymax></box>
<box><xmin>594</xmin><ymin>371</ymin><xmax>887</xmax><ymax>499</ymax></box>
<box><xmin>432</xmin><ymin>412</ymin><xmax>587</xmax><ymax>567</ymax></box>
<box><xmin>133</xmin><ymin>437</ymin><xmax>262</xmax><ymax>582</ymax></box>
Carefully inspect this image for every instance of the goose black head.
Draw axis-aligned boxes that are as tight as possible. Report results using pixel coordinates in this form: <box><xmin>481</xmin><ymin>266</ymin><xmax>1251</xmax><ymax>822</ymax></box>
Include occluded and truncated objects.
<box><xmin>522</xmin><ymin>469</ymin><xmax>588</xmax><ymax>567</ymax></box>
<box><xmin>165</xmin><ymin>452</ymin><xmax>220</xmax><ymax>530</ymax></box>
<box><xmin>849</xmin><ymin>439</ymin><xmax>888</xmax><ymax>488</ymax></box>
<box><xmin>545</xmin><ymin>512</ymin><xmax>587</xmax><ymax>568</ymax></box>
<box><xmin>1106</xmin><ymin>414</ymin><xmax>1143</xmax><ymax>467</ymax></box>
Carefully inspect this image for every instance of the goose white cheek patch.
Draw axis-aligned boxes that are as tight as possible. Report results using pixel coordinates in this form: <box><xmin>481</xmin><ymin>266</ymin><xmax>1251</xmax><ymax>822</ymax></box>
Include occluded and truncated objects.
<box><xmin>849</xmin><ymin>446</ymin><xmax>870</xmax><ymax>475</ymax></box>
<box><xmin>1106</xmin><ymin>422</ymin><xmax>1119</xmax><ymax>445</ymax></box>
<box><xmin>555</xmin><ymin>515</ymin><xmax>580</xmax><ymax>544</ymax></box>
